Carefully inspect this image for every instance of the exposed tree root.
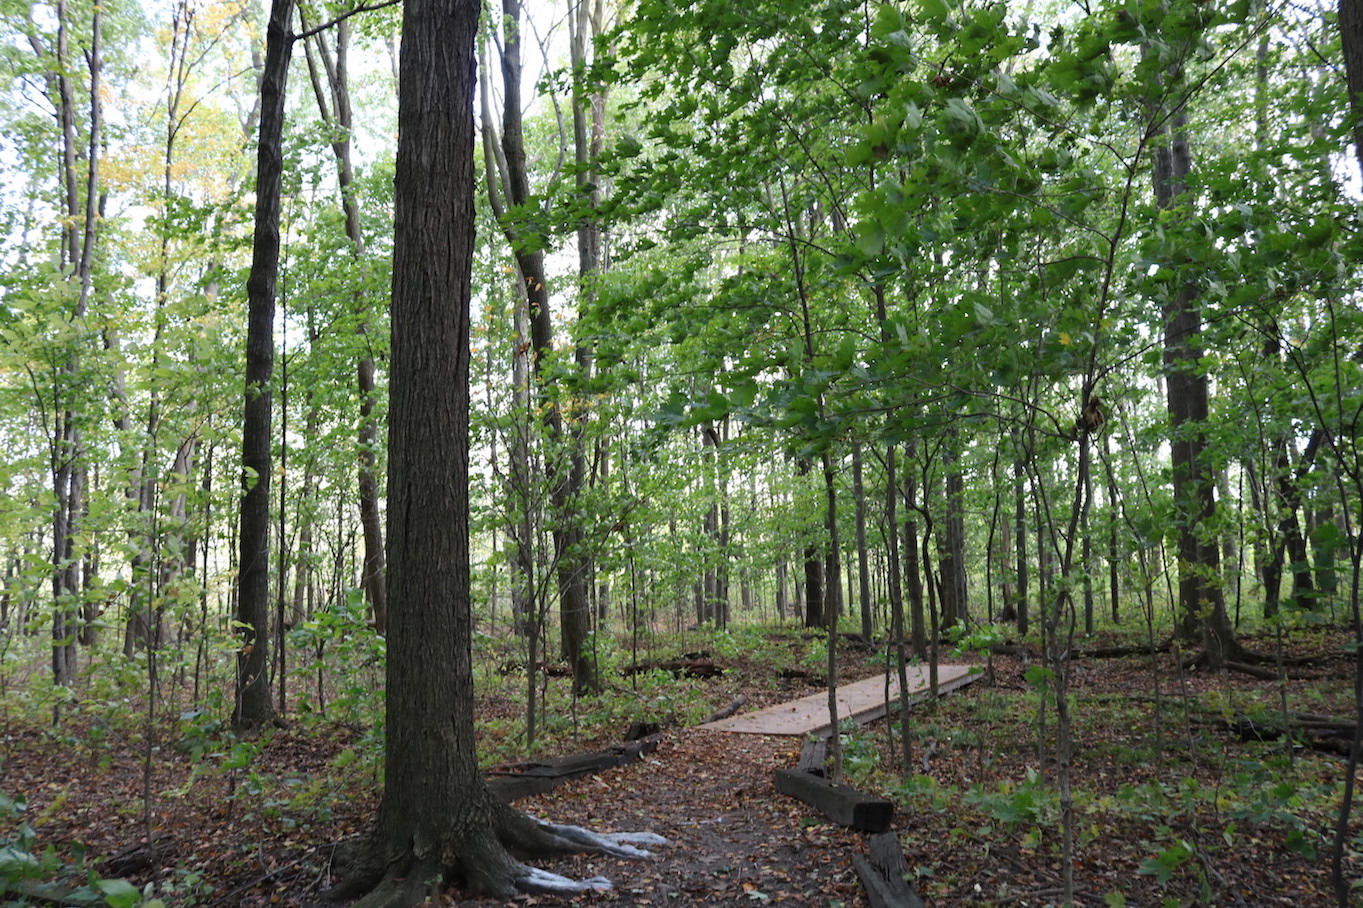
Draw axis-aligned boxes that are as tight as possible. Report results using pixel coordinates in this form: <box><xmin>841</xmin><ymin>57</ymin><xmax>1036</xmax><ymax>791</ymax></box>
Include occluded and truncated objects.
<box><xmin>329</xmin><ymin>804</ymin><xmax>666</xmax><ymax>907</ymax></box>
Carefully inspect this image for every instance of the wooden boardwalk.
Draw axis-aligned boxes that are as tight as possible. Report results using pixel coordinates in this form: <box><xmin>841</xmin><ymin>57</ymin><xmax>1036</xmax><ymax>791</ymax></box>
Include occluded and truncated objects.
<box><xmin>699</xmin><ymin>665</ymin><xmax>979</xmax><ymax>737</ymax></box>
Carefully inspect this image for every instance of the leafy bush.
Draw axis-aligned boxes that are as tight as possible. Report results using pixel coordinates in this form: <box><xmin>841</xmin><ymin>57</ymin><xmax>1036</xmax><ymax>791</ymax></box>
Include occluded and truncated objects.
<box><xmin>0</xmin><ymin>789</ymin><xmax>156</xmax><ymax>907</ymax></box>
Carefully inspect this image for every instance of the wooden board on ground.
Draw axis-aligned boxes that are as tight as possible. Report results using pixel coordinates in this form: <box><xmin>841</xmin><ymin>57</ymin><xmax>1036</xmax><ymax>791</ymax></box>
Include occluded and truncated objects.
<box><xmin>854</xmin><ymin>832</ymin><xmax>929</xmax><ymax>908</ymax></box>
<box><xmin>699</xmin><ymin>665</ymin><xmax>979</xmax><ymax>736</ymax></box>
<box><xmin>774</xmin><ymin>768</ymin><xmax>894</xmax><ymax>833</ymax></box>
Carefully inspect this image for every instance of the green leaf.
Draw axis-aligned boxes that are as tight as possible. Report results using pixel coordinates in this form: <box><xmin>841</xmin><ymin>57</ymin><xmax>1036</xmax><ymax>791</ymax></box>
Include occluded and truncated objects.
<box><xmin>1284</xmin><ymin>829</ymin><xmax>1317</xmax><ymax>859</ymax></box>
<box><xmin>1023</xmin><ymin>664</ymin><xmax>1054</xmax><ymax>690</ymax></box>
<box><xmin>0</xmin><ymin>844</ymin><xmax>43</xmax><ymax>880</ymax></box>
<box><xmin>96</xmin><ymin>878</ymin><xmax>143</xmax><ymax>908</ymax></box>
<box><xmin>919</xmin><ymin>0</ymin><xmax>951</xmax><ymax>23</ymax></box>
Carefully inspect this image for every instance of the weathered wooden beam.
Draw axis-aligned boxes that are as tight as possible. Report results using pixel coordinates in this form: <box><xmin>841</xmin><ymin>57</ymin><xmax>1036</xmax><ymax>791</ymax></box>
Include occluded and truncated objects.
<box><xmin>797</xmin><ymin>737</ymin><xmax>828</xmax><ymax>776</ymax></box>
<box><xmin>773</xmin><ymin>768</ymin><xmax>893</xmax><ymax>833</ymax></box>
<box><xmin>854</xmin><ymin>832</ymin><xmax>926</xmax><ymax>908</ymax></box>
<box><xmin>624</xmin><ymin>659</ymin><xmax>724</xmax><ymax>678</ymax></box>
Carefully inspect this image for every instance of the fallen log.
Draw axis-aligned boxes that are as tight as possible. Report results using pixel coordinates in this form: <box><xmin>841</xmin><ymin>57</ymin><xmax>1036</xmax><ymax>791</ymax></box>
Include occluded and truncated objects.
<box><xmin>99</xmin><ymin>832</ymin><xmax>168</xmax><ymax>876</ymax></box>
<box><xmin>853</xmin><ymin>832</ymin><xmax>927</xmax><ymax>908</ymax></box>
<box><xmin>624</xmin><ymin>659</ymin><xmax>724</xmax><ymax>678</ymax></box>
<box><xmin>1218</xmin><ymin>712</ymin><xmax>1357</xmax><ymax>757</ymax></box>
<box><xmin>839</xmin><ymin>632</ymin><xmax>875</xmax><ymax>651</ymax></box>
<box><xmin>486</xmin><ymin>736</ymin><xmax>660</xmax><ymax>802</ymax></box>
<box><xmin>773</xmin><ymin>768</ymin><xmax>893</xmax><ymax>833</ymax></box>
<box><xmin>624</xmin><ymin>720</ymin><xmax>663</xmax><ymax>741</ymax></box>
<box><xmin>700</xmin><ymin>694</ymin><xmax>748</xmax><ymax>724</ymax></box>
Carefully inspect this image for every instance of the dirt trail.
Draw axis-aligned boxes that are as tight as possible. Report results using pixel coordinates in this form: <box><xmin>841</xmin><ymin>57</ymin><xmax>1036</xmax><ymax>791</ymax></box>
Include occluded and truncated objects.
<box><xmin>461</xmin><ymin>729</ymin><xmax>872</xmax><ymax>906</ymax></box>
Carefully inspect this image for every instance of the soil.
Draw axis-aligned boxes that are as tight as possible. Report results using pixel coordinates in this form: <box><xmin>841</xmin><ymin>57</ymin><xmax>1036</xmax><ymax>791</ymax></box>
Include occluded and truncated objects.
<box><xmin>0</xmin><ymin>630</ymin><xmax>1357</xmax><ymax>907</ymax></box>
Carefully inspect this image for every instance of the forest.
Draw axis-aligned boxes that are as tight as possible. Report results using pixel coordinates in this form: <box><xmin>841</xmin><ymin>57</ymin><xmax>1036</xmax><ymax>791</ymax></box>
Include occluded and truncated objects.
<box><xmin>1</xmin><ymin>0</ymin><xmax>1362</xmax><ymax>903</ymax></box>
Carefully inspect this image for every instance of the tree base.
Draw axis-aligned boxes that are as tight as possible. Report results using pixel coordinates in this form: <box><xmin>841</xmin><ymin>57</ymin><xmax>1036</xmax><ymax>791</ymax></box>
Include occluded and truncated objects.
<box><xmin>328</xmin><ymin>804</ymin><xmax>665</xmax><ymax>908</ymax></box>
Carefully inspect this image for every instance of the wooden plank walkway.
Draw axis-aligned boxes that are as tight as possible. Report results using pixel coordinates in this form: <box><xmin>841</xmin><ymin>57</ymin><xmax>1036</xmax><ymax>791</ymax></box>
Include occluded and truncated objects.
<box><xmin>699</xmin><ymin>665</ymin><xmax>979</xmax><ymax>737</ymax></box>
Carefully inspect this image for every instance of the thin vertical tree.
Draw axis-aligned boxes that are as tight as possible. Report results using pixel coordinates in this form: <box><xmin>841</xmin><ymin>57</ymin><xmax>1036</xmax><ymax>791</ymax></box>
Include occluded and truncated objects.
<box><xmin>234</xmin><ymin>0</ymin><xmax>293</xmax><ymax>729</ymax></box>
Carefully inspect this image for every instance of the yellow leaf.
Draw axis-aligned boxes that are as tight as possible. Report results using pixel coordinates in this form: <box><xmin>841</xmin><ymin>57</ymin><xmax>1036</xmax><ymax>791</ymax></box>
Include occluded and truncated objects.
<box><xmin>1059</xmin><ymin>332</ymin><xmax>1072</xmax><ymax>345</ymax></box>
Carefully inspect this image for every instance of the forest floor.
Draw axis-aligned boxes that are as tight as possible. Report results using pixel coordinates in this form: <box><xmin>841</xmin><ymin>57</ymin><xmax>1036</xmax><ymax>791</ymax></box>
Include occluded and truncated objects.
<box><xmin>0</xmin><ymin>625</ymin><xmax>1359</xmax><ymax>907</ymax></box>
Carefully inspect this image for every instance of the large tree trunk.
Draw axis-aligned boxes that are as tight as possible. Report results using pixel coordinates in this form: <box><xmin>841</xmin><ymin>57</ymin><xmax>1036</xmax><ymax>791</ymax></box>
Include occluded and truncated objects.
<box><xmin>233</xmin><ymin>0</ymin><xmax>292</xmax><ymax>729</ymax></box>
<box><xmin>332</xmin><ymin>1</ymin><xmax>659</xmax><ymax>899</ymax></box>
<box><xmin>1342</xmin><ymin>0</ymin><xmax>1363</xmax><ymax>178</ymax></box>
<box><xmin>1331</xmin><ymin>6</ymin><xmax>1363</xmax><ymax>904</ymax></box>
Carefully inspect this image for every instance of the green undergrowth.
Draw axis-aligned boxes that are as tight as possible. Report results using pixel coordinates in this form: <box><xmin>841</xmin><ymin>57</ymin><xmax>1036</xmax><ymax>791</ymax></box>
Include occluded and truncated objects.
<box><xmin>833</xmin><ymin>653</ymin><xmax>1354</xmax><ymax>907</ymax></box>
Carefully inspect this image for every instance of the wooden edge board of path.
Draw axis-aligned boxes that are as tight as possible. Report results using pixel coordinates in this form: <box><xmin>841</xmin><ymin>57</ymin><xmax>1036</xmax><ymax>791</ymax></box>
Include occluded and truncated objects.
<box><xmin>698</xmin><ymin>665</ymin><xmax>980</xmax><ymax>737</ymax></box>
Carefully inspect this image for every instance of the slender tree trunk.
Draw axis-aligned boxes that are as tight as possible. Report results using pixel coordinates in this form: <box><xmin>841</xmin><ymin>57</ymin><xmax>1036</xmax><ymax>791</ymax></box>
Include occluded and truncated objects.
<box><xmin>301</xmin><ymin>18</ymin><xmax>387</xmax><ymax>631</ymax></box>
<box><xmin>234</xmin><ymin>0</ymin><xmax>293</xmax><ymax>729</ymax></box>
<box><xmin>776</xmin><ymin>560</ymin><xmax>788</xmax><ymax>620</ymax></box>
<box><xmin>853</xmin><ymin>441</ymin><xmax>873</xmax><ymax>639</ymax></box>
<box><xmin>1083</xmin><ymin>467</ymin><xmax>1094</xmax><ymax>635</ymax></box>
<box><xmin>1103</xmin><ymin>431</ymin><xmax>1121</xmax><ymax>624</ymax></box>
<box><xmin>942</xmin><ymin>441</ymin><xmax>967</xmax><ymax>627</ymax></box>
<box><xmin>1014</xmin><ymin>442</ymin><xmax>1030</xmax><ymax>635</ymax></box>
<box><xmin>902</xmin><ymin>447</ymin><xmax>927</xmax><ymax>659</ymax></box>
<box><xmin>1151</xmin><ymin>101</ymin><xmax>1240</xmax><ymax>666</ymax></box>
<box><xmin>493</xmin><ymin>0</ymin><xmax>596</xmax><ymax>694</ymax></box>
<box><xmin>45</xmin><ymin>0</ymin><xmax>102</xmax><ymax>686</ymax></box>
<box><xmin>477</xmin><ymin>35</ymin><xmax>534</xmax><ymax>640</ymax></box>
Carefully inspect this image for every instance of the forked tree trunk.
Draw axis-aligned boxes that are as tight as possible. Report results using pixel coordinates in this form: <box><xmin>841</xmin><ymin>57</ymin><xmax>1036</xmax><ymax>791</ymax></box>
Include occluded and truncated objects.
<box><xmin>43</xmin><ymin>0</ymin><xmax>102</xmax><ymax>685</ymax></box>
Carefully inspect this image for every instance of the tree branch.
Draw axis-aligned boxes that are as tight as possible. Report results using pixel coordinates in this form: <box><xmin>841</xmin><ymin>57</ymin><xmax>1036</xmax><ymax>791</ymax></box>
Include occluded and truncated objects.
<box><xmin>291</xmin><ymin>0</ymin><xmax>400</xmax><ymax>42</ymax></box>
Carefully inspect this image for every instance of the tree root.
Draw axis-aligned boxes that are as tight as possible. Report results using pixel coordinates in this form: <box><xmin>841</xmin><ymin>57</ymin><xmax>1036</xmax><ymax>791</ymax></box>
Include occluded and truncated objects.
<box><xmin>329</xmin><ymin>805</ymin><xmax>667</xmax><ymax>907</ymax></box>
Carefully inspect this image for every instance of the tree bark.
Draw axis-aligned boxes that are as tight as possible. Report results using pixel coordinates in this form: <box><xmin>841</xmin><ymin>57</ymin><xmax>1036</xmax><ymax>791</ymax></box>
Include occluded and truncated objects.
<box><xmin>44</xmin><ymin>0</ymin><xmax>102</xmax><ymax>686</ymax></box>
<box><xmin>1341</xmin><ymin>0</ymin><xmax>1363</xmax><ymax>178</ymax></box>
<box><xmin>1151</xmin><ymin>102</ymin><xmax>1241</xmax><ymax>666</ymax></box>
<box><xmin>333</xmin><ymin>2</ymin><xmax>659</xmax><ymax>898</ymax></box>
<box><xmin>301</xmin><ymin>17</ymin><xmax>388</xmax><ymax>632</ymax></box>
<box><xmin>1014</xmin><ymin>440</ymin><xmax>1029</xmax><ymax>635</ymax></box>
<box><xmin>493</xmin><ymin>0</ymin><xmax>597</xmax><ymax>695</ymax></box>
<box><xmin>852</xmin><ymin>441</ymin><xmax>873</xmax><ymax>640</ymax></box>
<box><xmin>902</xmin><ymin>445</ymin><xmax>927</xmax><ymax>659</ymax></box>
<box><xmin>234</xmin><ymin>0</ymin><xmax>293</xmax><ymax>729</ymax></box>
<box><xmin>941</xmin><ymin>440</ymin><xmax>967</xmax><ymax>628</ymax></box>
